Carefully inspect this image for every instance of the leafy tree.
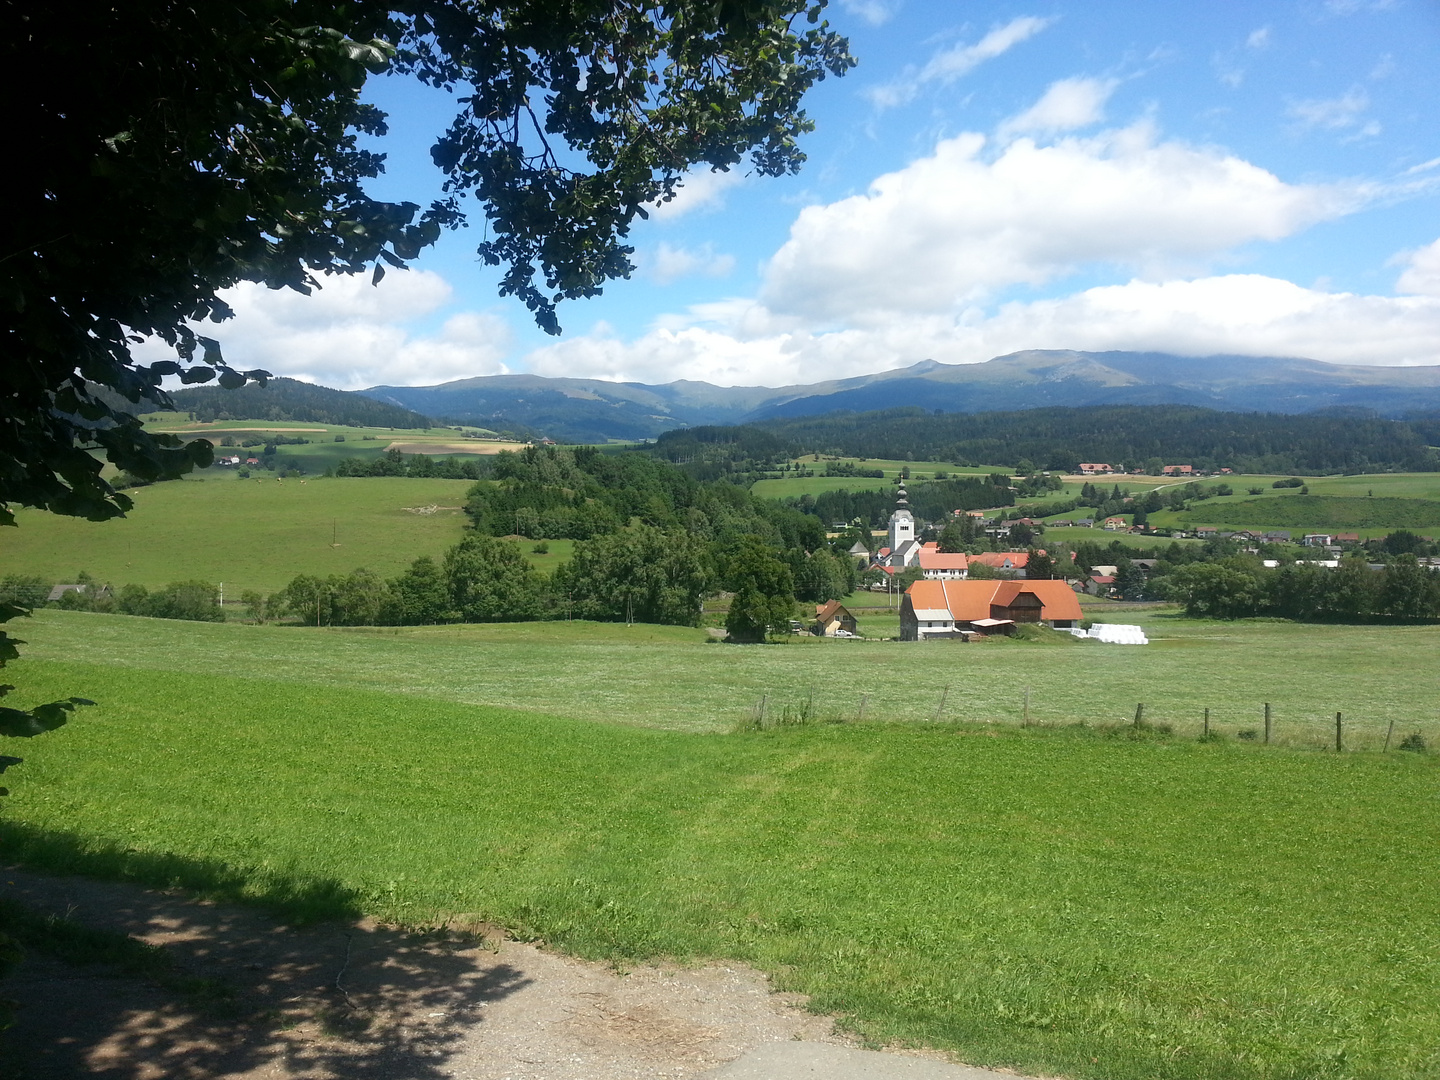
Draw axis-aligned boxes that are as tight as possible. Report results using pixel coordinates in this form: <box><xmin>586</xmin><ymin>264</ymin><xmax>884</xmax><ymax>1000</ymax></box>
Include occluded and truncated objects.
<box><xmin>1161</xmin><ymin>562</ymin><xmax>1265</xmax><ymax>619</ymax></box>
<box><xmin>1113</xmin><ymin>558</ymin><xmax>1147</xmax><ymax>600</ymax></box>
<box><xmin>389</xmin><ymin>556</ymin><xmax>453</xmax><ymax>625</ymax></box>
<box><xmin>555</xmin><ymin>526</ymin><xmax>710</xmax><ymax>626</ymax></box>
<box><xmin>725</xmin><ymin>584</ymin><xmax>776</xmax><ymax>643</ymax></box>
<box><xmin>937</xmin><ymin>518</ymin><xmax>968</xmax><ymax>553</ymax></box>
<box><xmin>443</xmin><ymin>535</ymin><xmax>543</xmax><ymax>622</ymax></box>
<box><xmin>1025</xmin><ymin>548</ymin><xmax>1055</xmax><ymax>580</ymax></box>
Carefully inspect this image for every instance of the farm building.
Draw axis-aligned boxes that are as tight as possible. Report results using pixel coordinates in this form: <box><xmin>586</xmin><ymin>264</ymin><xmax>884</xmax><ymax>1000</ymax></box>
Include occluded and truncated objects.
<box><xmin>812</xmin><ymin>601</ymin><xmax>858</xmax><ymax>637</ymax></box>
<box><xmin>1078</xmin><ymin>463</ymin><xmax>1114</xmax><ymax>475</ymax></box>
<box><xmin>900</xmin><ymin>579</ymin><xmax>1083</xmax><ymax>640</ymax></box>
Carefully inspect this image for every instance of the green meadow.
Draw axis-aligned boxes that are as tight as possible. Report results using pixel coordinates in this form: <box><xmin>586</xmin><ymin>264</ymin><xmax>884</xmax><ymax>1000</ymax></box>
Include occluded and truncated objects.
<box><xmin>0</xmin><ymin>477</ymin><xmax>476</xmax><ymax>593</ymax></box>
<box><xmin>4</xmin><ymin>610</ymin><xmax>1439</xmax><ymax>1080</ymax></box>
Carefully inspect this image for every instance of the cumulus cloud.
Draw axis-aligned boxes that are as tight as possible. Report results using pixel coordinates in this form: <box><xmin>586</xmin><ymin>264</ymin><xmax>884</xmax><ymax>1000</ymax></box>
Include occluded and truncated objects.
<box><xmin>177</xmin><ymin>270</ymin><xmax>513</xmax><ymax>389</ymax></box>
<box><xmin>998</xmin><ymin>77</ymin><xmax>1119</xmax><ymax>140</ymax></box>
<box><xmin>1396</xmin><ymin>239</ymin><xmax>1440</xmax><ymax>297</ymax></box>
<box><xmin>642</xmin><ymin>242</ymin><xmax>736</xmax><ymax>285</ymax></box>
<box><xmin>866</xmin><ymin>16</ymin><xmax>1053</xmax><ymax>108</ymax></box>
<box><xmin>516</xmin><ymin>274</ymin><xmax>1440</xmax><ymax>387</ymax></box>
<box><xmin>759</xmin><ymin>122</ymin><xmax>1365</xmax><ymax>323</ymax></box>
<box><xmin>647</xmin><ymin>168</ymin><xmax>745</xmax><ymax>220</ymax></box>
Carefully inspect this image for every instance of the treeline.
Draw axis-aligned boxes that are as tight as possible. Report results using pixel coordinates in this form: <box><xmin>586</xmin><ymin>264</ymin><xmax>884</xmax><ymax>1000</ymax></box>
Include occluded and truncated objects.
<box><xmin>1162</xmin><ymin>556</ymin><xmax>1440</xmax><ymax>621</ymax></box>
<box><xmin>332</xmin><ymin>449</ymin><xmax>489</xmax><ymax>479</ymax></box>
<box><xmin>732</xmin><ymin>405</ymin><xmax>1440</xmax><ymax>474</ymax></box>
<box><xmin>0</xmin><ymin>574</ymin><xmax>223</xmax><ymax>622</ymax></box>
<box><xmin>167</xmin><ymin>376</ymin><xmax>433</xmax><ymax>428</ymax></box>
<box><xmin>267</xmin><ymin>527</ymin><xmax>858</xmax><ymax>641</ymax></box>
<box><xmin>791</xmin><ymin>475</ymin><xmax>1016</xmax><ymax>529</ymax></box>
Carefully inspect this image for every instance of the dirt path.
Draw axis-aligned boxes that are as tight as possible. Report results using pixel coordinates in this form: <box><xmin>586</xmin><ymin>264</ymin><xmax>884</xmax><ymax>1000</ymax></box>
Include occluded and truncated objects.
<box><xmin>0</xmin><ymin>869</ymin><xmax>854</xmax><ymax>1079</ymax></box>
<box><xmin>1</xmin><ymin>869</ymin><xmax>1049</xmax><ymax>1080</ymax></box>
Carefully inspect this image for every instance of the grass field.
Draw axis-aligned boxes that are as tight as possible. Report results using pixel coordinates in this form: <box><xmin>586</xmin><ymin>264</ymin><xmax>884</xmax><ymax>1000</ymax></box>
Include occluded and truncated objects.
<box><xmin>4</xmin><ymin>610</ymin><xmax>1438</xmax><ymax>1080</ymax></box>
<box><xmin>0</xmin><ymin>477</ymin><xmax>476</xmax><ymax>594</ymax></box>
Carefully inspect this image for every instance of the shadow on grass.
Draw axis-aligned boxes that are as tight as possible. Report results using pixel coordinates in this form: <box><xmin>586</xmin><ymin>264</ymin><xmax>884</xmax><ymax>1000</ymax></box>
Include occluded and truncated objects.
<box><xmin>0</xmin><ymin>820</ymin><xmax>359</xmax><ymax>925</ymax></box>
<box><xmin>1</xmin><ymin>827</ymin><xmax>531</xmax><ymax>1080</ymax></box>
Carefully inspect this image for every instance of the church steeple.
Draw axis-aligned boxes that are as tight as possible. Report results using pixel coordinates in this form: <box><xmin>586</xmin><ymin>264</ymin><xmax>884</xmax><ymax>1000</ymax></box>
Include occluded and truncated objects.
<box><xmin>887</xmin><ymin>478</ymin><xmax>915</xmax><ymax>559</ymax></box>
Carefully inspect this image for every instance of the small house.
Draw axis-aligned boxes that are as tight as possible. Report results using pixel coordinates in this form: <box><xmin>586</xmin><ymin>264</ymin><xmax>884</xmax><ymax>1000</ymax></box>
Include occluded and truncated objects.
<box><xmin>900</xmin><ymin>579</ymin><xmax>1083</xmax><ymax>640</ymax></box>
<box><xmin>812</xmin><ymin>601</ymin><xmax>858</xmax><ymax>637</ymax></box>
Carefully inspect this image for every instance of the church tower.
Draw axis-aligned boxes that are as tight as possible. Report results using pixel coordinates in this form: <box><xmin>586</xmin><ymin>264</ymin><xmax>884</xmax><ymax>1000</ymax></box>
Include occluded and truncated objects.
<box><xmin>887</xmin><ymin>482</ymin><xmax>915</xmax><ymax>558</ymax></box>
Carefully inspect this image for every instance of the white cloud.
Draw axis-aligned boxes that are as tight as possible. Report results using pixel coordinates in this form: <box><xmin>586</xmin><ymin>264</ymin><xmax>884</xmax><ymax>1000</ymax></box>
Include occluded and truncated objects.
<box><xmin>1247</xmin><ymin>27</ymin><xmax>1271</xmax><ymax>49</ymax></box>
<box><xmin>866</xmin><ymin>16</ymin><xmax>1053</xmax><ymax>109</ymax></box>
<box><xmin>998</xmin><ymin>77</ymin><xmax>1119</xmax><ymax>140</ymax></box>
<box><xmin>643</xmin><ymin>242</ymin><xmax>736</xmax><ymax>285</ymax></box>
<box><xmin>516</xmin><ymin>274</ymin><xmax>1440</xmax><ymax>387</ymax></box>
<box><xmin>647</xmin><ymin>169</ymin><xmax>744</xmax><ymax>220</ymax></box>
<box><xmin>839</xmin><ymin>0</ymin><xmax>900</xmax><ymax>26</ymax></box>
<box><xmin>758</xmin><ymin>122</ymin><xmax>1364</xmax><ymax>323</ymax></box>
<box><xmin>179</xmin><ymin>270</ymin><xmax>513</xmax><ymax>388</ymax></box>
<box><xmin>1287</xmin><ymin>86</ymin><xmax>1375</xmax><ymax>132</ymax></box>
<box><xmin>1396</xmin><ymin>239</ymin><xmax>1440</xmax><ymax>297</ymax></box>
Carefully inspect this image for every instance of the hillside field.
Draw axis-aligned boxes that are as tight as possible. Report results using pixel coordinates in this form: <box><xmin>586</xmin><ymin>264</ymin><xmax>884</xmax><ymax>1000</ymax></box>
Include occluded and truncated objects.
<box><xmin>3</xmin><ymin>610</ymin><xmax>1438</xmax><ymax>1080</ymax></box>
<box><xmin>0</xmin><ymin>477</ymin><xmax>476</xmax><ymax>594</ymax></box>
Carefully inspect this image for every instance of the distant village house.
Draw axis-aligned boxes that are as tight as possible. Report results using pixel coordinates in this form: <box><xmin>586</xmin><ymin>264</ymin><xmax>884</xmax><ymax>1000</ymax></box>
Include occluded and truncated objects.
<box><xmin>901</xmin><ymin>579</ymin><xmax>1082</xmax><ymax>640</ymax></box>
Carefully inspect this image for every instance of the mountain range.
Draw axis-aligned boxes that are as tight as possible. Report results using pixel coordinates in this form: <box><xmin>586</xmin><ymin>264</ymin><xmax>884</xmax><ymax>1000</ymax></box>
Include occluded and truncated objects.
<box><xmin>357</xmin><ymin>350</ymin><xmax>1440</xmax><ymax>443</ymax></box>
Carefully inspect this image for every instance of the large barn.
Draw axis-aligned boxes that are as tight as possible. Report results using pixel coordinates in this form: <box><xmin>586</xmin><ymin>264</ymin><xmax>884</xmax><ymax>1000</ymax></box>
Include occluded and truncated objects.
<box><xmin>900</xmin><ymin>579</ymin><xmax>1083</xmax><ymax>640</ymax></box>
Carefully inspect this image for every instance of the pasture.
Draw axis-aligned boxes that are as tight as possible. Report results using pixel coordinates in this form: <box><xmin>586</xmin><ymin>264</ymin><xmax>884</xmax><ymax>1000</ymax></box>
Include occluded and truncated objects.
<box><xmin>4</xmin><ymin>609</ymin><xmax>1438</xmax><ymax>1080</ymax></box>
<box><xmin>0</xmin><ymin>477</ymin><xmax>475</xmax><ymax>594</ymax></box>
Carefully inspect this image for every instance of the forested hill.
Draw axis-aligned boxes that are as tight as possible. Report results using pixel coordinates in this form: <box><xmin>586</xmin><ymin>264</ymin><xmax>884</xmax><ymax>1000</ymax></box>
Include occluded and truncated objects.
<box><xmin>167</xmin><ymin>377</ymin><xmax>433</xmax><ymax>429</ymax></box>
<box><xmin>734</xmin><ymin>405</ymin><xmax>1440</xmax><ymax>474</ymax></box>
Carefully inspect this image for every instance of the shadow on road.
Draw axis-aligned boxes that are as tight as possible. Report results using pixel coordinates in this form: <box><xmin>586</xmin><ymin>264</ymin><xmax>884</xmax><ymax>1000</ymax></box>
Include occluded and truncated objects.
<box><xmin>1</xmin><ymin>847</ymin><xmax>529</xmax><ymax>1079</ymax></box>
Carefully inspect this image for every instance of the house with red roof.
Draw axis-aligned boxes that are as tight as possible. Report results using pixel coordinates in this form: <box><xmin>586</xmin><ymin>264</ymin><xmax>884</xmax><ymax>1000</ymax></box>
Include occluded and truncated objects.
<box><xmin>917</xmin><ymin>541</ymin><xmax>969</xmax><ymax>580</ymax></box>
<box><xmin>968</xmin><ymin>551</ymin><xmax>1029</xmax><ymax>574</ymax></box>
<box><xmin>901</xmin><ymin>579</ymin><xmax>1083</xmax><ymax>640</ymax></box>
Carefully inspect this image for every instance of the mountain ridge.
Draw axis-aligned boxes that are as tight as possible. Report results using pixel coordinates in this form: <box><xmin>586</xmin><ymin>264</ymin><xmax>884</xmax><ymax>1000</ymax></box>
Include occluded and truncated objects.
<box><xmin>355</xmin><ymin>350</ymin><xmax>1440</xmax><ymax>443</ymax></box>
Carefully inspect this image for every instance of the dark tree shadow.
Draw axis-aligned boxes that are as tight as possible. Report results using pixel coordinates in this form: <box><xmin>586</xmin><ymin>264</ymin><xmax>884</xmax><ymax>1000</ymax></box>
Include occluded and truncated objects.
<box><xmin>0</xmin><ymin>829</ymin><xmax>532</xmax><ymax>1079</ymax></box>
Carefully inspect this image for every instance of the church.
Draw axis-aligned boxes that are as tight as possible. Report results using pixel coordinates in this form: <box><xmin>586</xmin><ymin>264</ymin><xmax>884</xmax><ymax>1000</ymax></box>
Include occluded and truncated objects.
<box><xmin>876</xmin><ymin>482</ymin><xmax>922</xmax><ymax>568</ymax></box>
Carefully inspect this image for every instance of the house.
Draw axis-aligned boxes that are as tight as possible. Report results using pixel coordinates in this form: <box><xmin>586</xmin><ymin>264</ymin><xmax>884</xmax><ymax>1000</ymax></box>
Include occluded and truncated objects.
<box><xmin>245</xmin><ymin>457</ymin><xmax>260</xmax><ymax>465</ymax></box>
<box><xmin>1302</xmin><ymin>534</ymin><xmax>1334</xmax><ymax>547</ymax></box>
<box><xmin>900</xmin><ymin>579</ymin><xmax>1084</xmax><ymax>640</ymax></box>
<box><xmin>1334</xmin><ymin>532</ymin><xmax>1361</xmax><ymax>544</ymax></box>
<box><xmin>969</xmin><ymin>551</ymin><xmax>1029</xmax><ymax>575</ymax></box>
<box><xmin>1262</xmin><ymin>530</ymin><xmax>1292</xmax><ymax>543</ymax></box>
<box><xmin>918</xmin><ymin>544</ymin><xmax>969</xmax><ymax>580</ymax></box>
<box><xmin>1196</xmin><ymin>526</ymin><xmax>1218</xmax><ymax>537</ymax></box>
<box><xmin>1086</xmin><ymin>574</ymin><xmax>1117</xmax><ymax>596</ymax></box>
<box><xmin>1050</xmin><ymin>519</ymin><xmax>1073</xmax><ymax>528</ymax></box>
<box><xmin>1162</xmin><ymin>464</ymin><xmax>1194</xmax><ymax>476</ymax></box>
<box><xmin>848</xmin><ymin>540</ymin><xmax>871</xmax><ymax>566</ymax></box>
<box><xmin>1078</xmin><ymin>463</ymin><xmax>1114</xmax><ymax>475</ymax></box>
<box><xmin>1075</xmin><ymin>518</ymin><xmax>1094</xmax><ymax>528</ymax></box>
<box><xmin>47</xmin><ymin>583</ymin><xmax>113</xmax><ymax>603</ymax></box>
<box><xmin>1089</xmin><ymin>565</ymin><xmax>1119</xmax><ymax>578</ymax></box>
<box><xmin>1102</xmin><ymin>516</ymin><xmax>1127</xmax><ymax>530</ymax></box>
<box><xmin>812</xmin><ymin>601</ymin><xmax>858</xmax><ymax>637</ymax></box>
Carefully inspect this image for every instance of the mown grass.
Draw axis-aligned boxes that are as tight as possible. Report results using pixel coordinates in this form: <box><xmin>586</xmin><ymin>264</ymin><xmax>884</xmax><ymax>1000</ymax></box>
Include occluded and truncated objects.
<box><xmin>14</xmin><ymin>607</ymin><xmax>1440</xmax><ymax>748</ymax></box>
<box><xmin>0</xmin><ymin>477</ymin><xmax>475</xmax><ymax>594</ymax></box>
<box><xmin>4</xmin><ymin>640</ymin><xmax>1438</xmax><ymax>1080</ymax></box>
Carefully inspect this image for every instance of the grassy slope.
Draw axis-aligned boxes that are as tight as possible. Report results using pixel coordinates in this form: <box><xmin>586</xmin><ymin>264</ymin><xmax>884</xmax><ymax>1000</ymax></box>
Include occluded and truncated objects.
<box><xmin>4</xmin><ymin>621</ymin><xmax>1438</xmax><ymax>1080</ymax></box>
<box><xmin>0</xmin><ymin>477</ymin><xmax>475</xmax><ymax>593</ymax></box>
<box><xmin>14</xmin><ymin>610</ymin><xmax>1439</xmax><ymax>747</ymax></box>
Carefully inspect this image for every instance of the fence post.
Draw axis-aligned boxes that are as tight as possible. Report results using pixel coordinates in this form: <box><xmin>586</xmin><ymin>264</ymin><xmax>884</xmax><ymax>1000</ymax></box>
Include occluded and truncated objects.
<box><xmin>1134</xmin><ymin>703</ymin><xmax>1145</xmax><ymax>729</ymax></box>
<box><xmin>1264</xmin><ymin>702</ymin><xmax>1271</xmax><ymax>745</ymax></box>
<box><xmin>1384</xmin><ymin>719</ymin><xmax>1395</xmax><ymax>752</ymax></box>
<box><xmin>935</xmin><ymin>686</ymin><xmax>949</xmax><ymax>722</ymax></box>
<box><xmin>1335</xmin><ymin>711</ymin><xmax>1343</xmax><ymax>753</ymax></box>
<box><xmin>1203</xmin><ymin>708</ymin><xmax>1209</xmax><ymax>738</ymax></box>
<box><xmin>1023</xmin><ymin>685</ymin><xmax>1031</xmax><ymax>727</ymax></box>
<box><xmin>759</xmin><ymin>694</ymin><xmax>767</xmax><ymax>728</ymax></box>
<box><xmin>858</xmin><ymin>693</ymin><xmax>868</xmax><ymax>722</ymax></box>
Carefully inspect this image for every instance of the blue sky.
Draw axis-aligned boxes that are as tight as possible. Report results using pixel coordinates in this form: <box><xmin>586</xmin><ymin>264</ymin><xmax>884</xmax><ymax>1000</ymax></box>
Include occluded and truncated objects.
<box><xmin>212</xmin><ymin>0</ymin><xmax>1440</xmax><ymax>389</ymax></box>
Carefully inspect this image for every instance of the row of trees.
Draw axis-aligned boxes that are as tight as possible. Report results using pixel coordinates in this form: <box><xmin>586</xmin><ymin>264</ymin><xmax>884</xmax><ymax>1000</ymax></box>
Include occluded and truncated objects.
<box><xmin>264</xmin><ymin>526</ymin><xmax>852</xmax><ymax>639</ymax></box>
<box><xmin>1162</xmin><ymin>555</ymin><xmax>1440</xmax><ymax>620</ymax></box>
<box><xmin>2</xmin><ymin>576</ymin><xmax>226</xmax><ymax>622</ymax></box>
